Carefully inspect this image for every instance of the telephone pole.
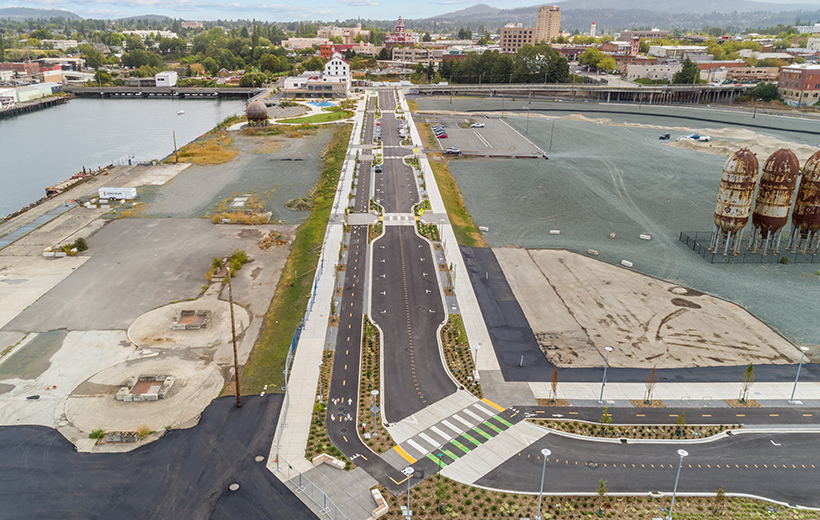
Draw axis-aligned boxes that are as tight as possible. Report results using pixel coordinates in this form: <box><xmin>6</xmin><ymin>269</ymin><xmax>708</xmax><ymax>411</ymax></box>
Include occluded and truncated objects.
<box><xmin>227</xmin><ymin>266</ymin><xmax>241</xmax><ymax>408</ymax></box>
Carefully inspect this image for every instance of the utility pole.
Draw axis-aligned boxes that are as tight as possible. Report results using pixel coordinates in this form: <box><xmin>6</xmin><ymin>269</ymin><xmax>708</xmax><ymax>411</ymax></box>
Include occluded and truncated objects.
<box><xmin>227</xmin><ymin>265</ymin><xmax>241</xmax><ymax>408</ymax></box>
<box><xmin>173</xmin><ymin>131</ymin><xmax>178</xmax><ymax>163</ymax></box>
<box><xmin>549</xmin><ymin>119</ymin><xmax>555</xmax><ymax>151</ymax></box>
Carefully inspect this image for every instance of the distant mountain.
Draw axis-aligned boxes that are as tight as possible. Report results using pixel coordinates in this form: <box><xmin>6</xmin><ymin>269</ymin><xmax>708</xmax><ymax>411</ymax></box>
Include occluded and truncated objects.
<box><xmin>115</xmin><ymin>14</ymin><xmax>173</xmax><ymax>23</ymax></box>
<box><xmin>414</xmin><ymin>1</ymin><xmax>820</xmax><ymax>32</ymax></box>
<box><xmin>0</xmin><ymin>6</ymin><xmax>81</xmax><ymax>20</ymax></box>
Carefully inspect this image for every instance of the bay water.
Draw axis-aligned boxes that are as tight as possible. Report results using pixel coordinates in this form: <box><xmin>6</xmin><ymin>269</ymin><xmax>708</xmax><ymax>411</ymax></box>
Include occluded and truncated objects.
<box><xmin>0</xmin><ymin>97</ymin><xmax>245</xmax><ymax>218</ymax></box>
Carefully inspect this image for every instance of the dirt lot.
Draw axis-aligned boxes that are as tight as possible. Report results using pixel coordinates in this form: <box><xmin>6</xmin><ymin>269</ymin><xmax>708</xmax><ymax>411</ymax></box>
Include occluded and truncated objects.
<box><xmin>495</xmin><ymin>248</ymin><xmax>802</xmax><ymax>369</ymax></box>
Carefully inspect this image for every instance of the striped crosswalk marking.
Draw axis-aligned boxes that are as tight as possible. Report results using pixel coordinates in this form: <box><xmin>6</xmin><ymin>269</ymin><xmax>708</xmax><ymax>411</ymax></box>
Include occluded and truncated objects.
<box><xmin>462</xmin><ymin>409</ymin><xmax>483</xmax><ymax>422</ymax></box>
<box><xmin>452</xmin><ymin>414</ymin><xmax>475</xmax><ymax>429</ymax></box>
<box><xmin>406</xmin><ymin>438</ymin><xmax>427</xmax><ymax>456</ymax></box>
<box><xmin>484</xmin><ymin>421</ymin><xmax>503</xmax><ymax>434</ymax></box>
<box><xmin>473</xmin><ymin>427</ymin><xmax>493</xmax><ymax>440</ymax></box>
<box><xmin>430</xmin><ymin>426</ymin><xmax>453</xmax><ymax>443</ymax></box>
<box><xmin>494</xmin><ymin>416</ymin><xmax>513</xmax><ymax>428</ymax></box>
<box><xmin>462</xmin><ymin>433</ymin><xmax>482</xmax><ymax>447</ymax></box>
<box><xmin>452</xmin><ymin>439</ymin><xmax>471</xmax><ymax>454</ymax></box>
<box><xmin>442</xmin><ymin>420</ymin><xmax>463</xmax><ymax>435</ymax></box>
<box><xmin>419</xmin><ymin>432</ymin><xmax>439</xmax><ymax>448</ymax></box>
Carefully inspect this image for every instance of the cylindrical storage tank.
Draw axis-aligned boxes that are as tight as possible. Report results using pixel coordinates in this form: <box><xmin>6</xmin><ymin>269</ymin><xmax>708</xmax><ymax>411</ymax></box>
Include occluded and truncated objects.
<box><xmin>713</xmin><ymin>149</ymin><xmax>759</xmax><ymax>236</ymax></box>
<box><xmin>792</xmin><ymin>150</ymin><xmax>820</xmax><ymax>238</ymax></box>
<box><xmin>246</xmin><ymin>101</ymin><xmax>268</xmax><ymax>124</ymax></box>
<box><xmin>751</xmin><ymin>148</ymin><xmax>800</xmax><ymax>234</ymax></box>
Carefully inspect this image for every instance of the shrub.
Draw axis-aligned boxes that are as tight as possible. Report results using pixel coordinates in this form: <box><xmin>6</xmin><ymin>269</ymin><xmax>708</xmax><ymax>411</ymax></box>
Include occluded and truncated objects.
<box><xmin>89</xmin><ymin>429</ymin><xmax>105</xmax><ymax>439</ymax></box>
<box><xmin>73</xmin><ymin>237</ymin><xmax>89</xmax><ymax>251</ymax></box>
<box><xmin>137</xmin><ymin>425</ymin><xmax>152</xmax><ymax>440</ymax></box>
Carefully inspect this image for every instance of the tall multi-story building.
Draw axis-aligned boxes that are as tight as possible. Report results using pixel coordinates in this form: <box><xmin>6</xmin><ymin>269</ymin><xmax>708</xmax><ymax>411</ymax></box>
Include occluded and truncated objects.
<box><xmin>590</xmin><ymin>22</ymin><xmax>596</xmax><ymax>38</ymax></box>
<box><xmin>534</xmin><ymin>5</ymin><xmax>561</xmax><ymax>43</ymax></box>
<box><xmin>500</xmin><ymin>24</ymin><xmax>534</xmax><ymax>53</ymax></box>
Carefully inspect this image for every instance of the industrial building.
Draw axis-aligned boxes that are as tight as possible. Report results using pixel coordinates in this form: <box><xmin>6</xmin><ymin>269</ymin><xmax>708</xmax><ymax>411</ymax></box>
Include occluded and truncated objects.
<box><xmin>317</xmin><ymin>25</ymin><xmax>370</xmax><ymax>45</ymax></box>
<box><xmin>617</xmin><ymin>29</ymin><xmax>669</xmax><ymax>42</ymax></box>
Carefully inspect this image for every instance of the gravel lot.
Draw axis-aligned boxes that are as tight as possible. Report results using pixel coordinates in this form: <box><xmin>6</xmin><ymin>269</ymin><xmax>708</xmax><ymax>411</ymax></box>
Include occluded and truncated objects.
<box><xmin>142</xmin><ymin>129</ymin><xmax>332</xmax><ymax>223</ymax></box>
<box><xmin>415</xmin><ymin>96</ymin><xmax>820</xmax><ymax>349</ymax></box>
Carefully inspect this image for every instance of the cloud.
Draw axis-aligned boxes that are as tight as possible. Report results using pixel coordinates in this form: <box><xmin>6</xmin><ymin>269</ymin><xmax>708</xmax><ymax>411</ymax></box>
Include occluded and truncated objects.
<box><xmin>339</xmin><ymin>0</ymin><xmax>379</xmax><ymax>5</ymax></box>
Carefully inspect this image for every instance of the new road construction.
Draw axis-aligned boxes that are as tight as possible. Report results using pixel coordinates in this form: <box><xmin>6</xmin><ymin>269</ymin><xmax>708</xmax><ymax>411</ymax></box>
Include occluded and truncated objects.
<box><xmin>2</xmin><ymin>88</ymin><xmax>820</xmax><ymax>519</ymax></box>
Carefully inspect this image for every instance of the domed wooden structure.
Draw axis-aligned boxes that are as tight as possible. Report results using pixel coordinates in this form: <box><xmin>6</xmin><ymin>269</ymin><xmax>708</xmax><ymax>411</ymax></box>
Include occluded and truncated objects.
<box><xmin>246</xmin><ymin>101</ymin><xmax>268</xmax><ymax>126</ymax></box>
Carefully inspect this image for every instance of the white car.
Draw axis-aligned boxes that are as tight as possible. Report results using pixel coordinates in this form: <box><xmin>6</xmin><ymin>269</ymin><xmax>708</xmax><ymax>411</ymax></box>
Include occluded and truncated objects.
<box><xmin>470</xmin><ymin>123</ymin><xmax>485</xmax><ymax>128</ymax></box>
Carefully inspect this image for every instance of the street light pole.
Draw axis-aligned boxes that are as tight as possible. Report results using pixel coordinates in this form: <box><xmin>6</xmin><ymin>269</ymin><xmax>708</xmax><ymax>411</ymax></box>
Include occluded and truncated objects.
<box><xmin>403</xmin><ymin>467</ymin><xmax>415</xmax><ymax>520</ymax></box>
<box><xmin>598</xmin><ymin>346</ymin><xmax>613</xmax><ymax>405</ymax></box>
<box><xmin>666</xmin><ymin>449</ymin><xmax>689</xmax><ymax>520</ymax></box>
<box><xmin>789</xmin><ymin>346</ymin><xmax>810</xmax><ymax>405</ymax></box>
<box><xmin>535</xmin><ymin>448</ymin><xmax>552</xmax><ymax>520</ymax></box>
<box><xmin>317</xmin><ymin>360</ymin><xmax>323</xmax><ymax>402</ymax></box>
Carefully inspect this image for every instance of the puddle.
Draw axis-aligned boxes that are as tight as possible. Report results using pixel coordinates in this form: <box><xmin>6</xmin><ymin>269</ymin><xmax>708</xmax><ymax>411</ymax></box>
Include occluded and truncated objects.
<box><xmin>0</xmin><ymin>330</ymin><xmax>68</xmax><ymax>381</ymax></box>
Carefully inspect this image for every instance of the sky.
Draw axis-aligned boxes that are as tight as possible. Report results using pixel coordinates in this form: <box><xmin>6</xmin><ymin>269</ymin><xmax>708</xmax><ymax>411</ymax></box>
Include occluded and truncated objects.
<box><xmin>1</xmin><ymin>0</ymin><xmax>819</xmax><ymax>22</ymax></box>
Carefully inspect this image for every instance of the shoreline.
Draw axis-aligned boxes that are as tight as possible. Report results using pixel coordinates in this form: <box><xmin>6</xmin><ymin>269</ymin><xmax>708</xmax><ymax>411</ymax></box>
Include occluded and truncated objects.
<box><xmin>0</xmin><ymin>93</ymin><xmax>71</xmax><ymax>120</ymax></box>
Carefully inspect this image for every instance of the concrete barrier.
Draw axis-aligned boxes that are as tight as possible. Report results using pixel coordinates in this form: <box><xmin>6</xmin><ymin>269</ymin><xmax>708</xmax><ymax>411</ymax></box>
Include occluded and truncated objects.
<box><xmin>621</xmin><ymin>260</ymin><xmax>633</xmax><ymax>268</ymax></box>
<box><xmin>640</xmin><ymin>234</ymin><xmax>651</xmax><ymax>240</ymax></box>
<box><xmin>549</xmin><ymin>230</ymin><xmax>560</xmax><ymax>235</ymax></box>
<box><xmin>311</xmin><ymin>453</ymin><xmax>345</xmax><ymax>470</ymax></box>
<box><xmin>371</xmin><ymin>488</ymin><xmax>388</xmax><ymax>518</ymax></box>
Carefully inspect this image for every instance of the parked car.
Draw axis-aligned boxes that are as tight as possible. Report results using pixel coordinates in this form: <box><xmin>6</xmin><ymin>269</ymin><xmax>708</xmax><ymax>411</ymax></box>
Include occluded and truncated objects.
<box><xmin>445</xmin><ymin>147</ymin><xmax>460</xmax><ymax>154</ymax></box>
<box><xmin>436</xmin><ymin>133</ymin><xmax>448</xmax><ymax>138</ymax></box>
<box><xmin>659</xmin><ymin>133</ymin><xmax>670</xmax><ymax>140</ymax></box>
<box><xmin>676</xmin><ymin>133</ymin><xmax>701</xmax><ymax>142</ymax></box>
<box><xmin>374</xmin><ymin>164</ymin><xmax>382</xmax><ymax>173</ymax></box>
<box><xmin>471</xmin><ymin>123</ymin><xmax>485</xmax><ymax>128</ymax></box>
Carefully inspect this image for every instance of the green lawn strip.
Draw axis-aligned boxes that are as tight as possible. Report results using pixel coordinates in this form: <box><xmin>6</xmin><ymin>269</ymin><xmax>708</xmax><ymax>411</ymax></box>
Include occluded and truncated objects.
<box><xmin>427</xmin><ymin>160</ymin><xmax>488</xmax><ymax>248</ymax></box>
<box><xmin>241</xmin><ymin>124</ymin><xmax>353</xmax><ymax>394</ymax></box>
<box><xmin>462</xmin><ymin>433</ymin><xmax>482</xmax><ymax>447</ymax></box>
<box><xmin>472</xmin><ymin>426</ymin><xmax>493</xmax><ymax>440</ymax></box>
<box><xmin>483</xmin><ymin>421</ymin><xmax>504</xmax><ymax>434</ymax></box>
<box><xmin>278</xmin><ymin>110</ymin><xmax>354</xmax><ymax>124</ymax></box>
<box><xmin>494</xmin><ymin>415</ymin><xmax>513</xmax><ymax>428</ymax></box>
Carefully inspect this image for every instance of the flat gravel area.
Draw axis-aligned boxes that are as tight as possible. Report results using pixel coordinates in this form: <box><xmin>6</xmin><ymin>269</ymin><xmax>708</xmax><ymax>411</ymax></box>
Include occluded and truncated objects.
<box><xmin>415</xmin><ymin>97</ymin><xmax>820</xmax><ymax>349</ymax></box>
<box><xmin>0</xmin><ymin>394</ymin><xmax>316</xmax><ymax>519</ymax></box>
<box><xmin>142</xmin><ymin>129</ymin><xmax>332</xmax><ymax>223</ymax></box>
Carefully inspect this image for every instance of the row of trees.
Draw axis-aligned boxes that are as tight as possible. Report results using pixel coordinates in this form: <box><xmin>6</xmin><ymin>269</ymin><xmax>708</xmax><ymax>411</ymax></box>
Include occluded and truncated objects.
<box><xmin>438</xmin><ymin>44</ymin><xmax>570</xmax><ymax>84</ymax></box>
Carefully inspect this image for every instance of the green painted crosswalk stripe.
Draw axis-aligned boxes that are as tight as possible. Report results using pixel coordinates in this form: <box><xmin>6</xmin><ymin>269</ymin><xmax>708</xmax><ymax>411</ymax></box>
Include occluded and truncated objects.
<box><xmin>484</xmin><ymin>421</ymin><xmax>503</xmax><ymax>434</ymax></box>
<box><xmin>495</xmin><ymin>415</ymin><xmax>513</xmax><ymax>428</ymax></box>
<box><xmin>452</xmin><ymin>439</ymin><xmax>471</xmax><ymax>454</ymax></box>
<box><xmin>427</xmin><ymin>454</ymin><xmax>447</xmax><ymax>468</ymax></box>
<box><xmin>463</xmin><ymin>433</ymin><xmax>482</xmax><ymax>446</ymax></box>
<box><xmin>442</xmin><ymin>448</ymin><xmax>459</xmax><ymax>460</ymax></box>
<box><xmin>473</xmin><ymin>427</ymin><xmax>492</xmax><ymax>440</ymax></box>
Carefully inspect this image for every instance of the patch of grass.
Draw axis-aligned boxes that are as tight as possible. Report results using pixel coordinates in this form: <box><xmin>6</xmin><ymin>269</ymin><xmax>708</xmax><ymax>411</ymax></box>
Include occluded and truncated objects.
<box><xmin>174</xmin><ymin>131</ymin><xmax>238</xmax><ymax>166</ymax></box>
<box><xmin>278</xmin><ymin>110</ymin><xmax>354</xmax><ymax>124</ymax></box>
<box><xmin>242</xmin><ymin>124</ymin><xmax>353</xmax><ymax>394</ymax></box>
<box><xmin>428</xmin><ymin>160</ymin><xmax>488</xmax><ymax>248</ymax></box>
<box><xmin>405</xmin><ymin>98</ymin><xmax>419</xmax><ymax>112</ymax></box>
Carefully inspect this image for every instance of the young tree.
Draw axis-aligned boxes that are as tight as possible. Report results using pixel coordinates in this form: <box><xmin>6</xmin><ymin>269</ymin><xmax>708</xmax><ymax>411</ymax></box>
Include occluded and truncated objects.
<box><xmin>550</xmin><ymin>367</ymin><xmax>558</xmax><ymax>403</ymax></box>
<box><xmin>740</xmin><ymin>363</ymin><xmax>754</xmax><ymax>404</ymax></box>
<box><xmin>601</xmin><ymin>406</ymin><xmax>612</xmax><ymax>425</ymax></box>
<box><xmin>676</xmin><ymin>410</ymin><xmax>686</xmax><ymax>436</ymax></box>
<box><xmin>715</xmin><ymin>485</ymin><xmax>726</xmax><ymax>513</ymax></box>
<box><xmin>596</xmin><ymin>479</ymin><xmax>608</xmax><ymax>506</ymax></box>
<box><xmin>673</xmin><ymin>57</ymin><xmax>700</xmax><ymax>84</ymax></box>
<box><xmin>422</xmin><ymin>32</ymin><xmax>432</xmax><ymax>42</ymax></box>
<box><xmin>644</xmin><ymin>364</ymin><xmax>657</xmax><ymax>404</ymax></box>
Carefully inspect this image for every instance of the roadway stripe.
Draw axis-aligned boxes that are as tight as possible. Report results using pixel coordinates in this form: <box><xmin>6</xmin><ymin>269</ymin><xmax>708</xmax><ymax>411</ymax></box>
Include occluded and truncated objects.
<box><xmin>473</xmin><ymin>427</ymin><xmax>493</xmax><ymax>440</ymax></box>
<box><xmin>453</xmin><ymin>414</ymin><xmax>475</xmax><ymax>429</ymax></box>
<box><xmin>481</xmin><ymin>398</ymin><xmax>505</xmax><ymax>412</ymax></box>
<box><xmin>484</xmin><ymin>421</ymin><xmax>504</xmax><ymax>434</ymax></box>
<box><xmin>427</xmin><ymin>453</ymin><xmax>446</xmax><ymax>468</ymax></box>
<box><xmin>462</xmin><ymin>433</ymin><xmax>482</xmax><ymax>447</ymax></box>
<box><xmin>406</xmin><ymin>439</ymin><xmax>427</xmax><ymax>456</ymax></box>
<box><xmin>393</xmin><ymin>445</ymin><xmax>416</xmax><ymax>464</ymax></box>
<box><xmin>430</xmin><ymin>426</ymin><xmax>453</xmax><ymax>443</ymax></box>
<box><xmin>464</xmin><ymin>408</ymin><xmax>487</xmax><ymax>421</ymax></box>
<box><xmin>419</xmin><ymin>432</ymin><xmax>439</xmax><ymax>448</ymax></box>
<box><xmin>452</xmin><ymin>439</ymin><xmax>471</xmax><ymax>454</ymax></box>
<box><xmin>494</xmin><ymin>416</ymin><xmax>513</xmax><ymax>428</ymax></box>
<box><xmin>441</xmin><ymin>448</ymin><xmax>459</xmax><ymax>461</ymax></box>
<box><xmin>473</xmin><ymin>403</ymin><xmax>496</xmax><ymax>416</ymax></box>
<box><xmin>442</xmin><ymin>420</ymin><xmax>463</xmax><ymax>435</ymax></box>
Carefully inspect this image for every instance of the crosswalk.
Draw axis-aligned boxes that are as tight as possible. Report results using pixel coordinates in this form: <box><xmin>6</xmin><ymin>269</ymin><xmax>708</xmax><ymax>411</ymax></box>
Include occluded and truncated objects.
<box><xmin>392</xmin><ymin>399</ymin><xmax>514</xmax><ymax>467</ymax></box>
<box><xmin>383</xmin><ymin>213</ymin><xmax>415</xmax><ymax>226</ymax></box>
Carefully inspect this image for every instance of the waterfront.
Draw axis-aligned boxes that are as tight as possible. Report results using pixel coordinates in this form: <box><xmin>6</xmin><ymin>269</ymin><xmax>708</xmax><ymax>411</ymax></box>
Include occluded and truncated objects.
<box><xmin>0</xmin><ymin>97</ymin><xmax>245</xmax><ymax>218</ymax></box>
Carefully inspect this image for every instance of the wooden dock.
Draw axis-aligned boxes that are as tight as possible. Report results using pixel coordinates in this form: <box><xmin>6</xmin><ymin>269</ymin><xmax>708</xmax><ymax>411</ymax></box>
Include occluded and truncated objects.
<box><xmin>63</xmin><ymin>86</ymin><xmax>263</xmax><ymax>99</ymax></box>
<box><xmin>0</xmin><ymin>94</ymin><xmax>70</xmax><ymax>119</ymax></box>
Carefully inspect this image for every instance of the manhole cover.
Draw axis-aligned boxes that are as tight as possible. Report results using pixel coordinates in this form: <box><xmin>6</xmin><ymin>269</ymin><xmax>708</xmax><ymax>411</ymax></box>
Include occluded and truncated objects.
<box><xmin>229</xmin><ymin>483</ymin><xmax>240</xmax><ymax>491</ymax></box>
<box><xmin>586</xmin><ymin>461</ymin><xmax>599</xmax><ymax>470</ymax></box>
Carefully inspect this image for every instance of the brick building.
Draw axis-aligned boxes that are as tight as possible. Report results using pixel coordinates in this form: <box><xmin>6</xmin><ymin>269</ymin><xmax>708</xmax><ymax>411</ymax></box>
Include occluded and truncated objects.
<box><xmin>778</xmin><ymin>63</ymin><xmax>820</xmax><ymax>106</ymax></box>
<box><xmin>500</xmin><ymin>25</ymin><xmax>534</xmax><ymax>53</ymax></box>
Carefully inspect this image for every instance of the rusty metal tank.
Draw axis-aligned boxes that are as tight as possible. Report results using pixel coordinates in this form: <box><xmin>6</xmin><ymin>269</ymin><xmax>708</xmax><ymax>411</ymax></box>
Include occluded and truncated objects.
<box><xmin>792</xmin><ymin>150</ymin><xmax>820</xmax><ymax>236</ymax></box>
<box><xmin>713</xmin><ymin>148</ymin><xmax>759</xmax><ymax>235</ymax></box>
<box><xmin>751</xmin><ymin>148</ymin><xmax>800</xmax><ymax>234</ymax></box>
<box><xmin>246</xmin><ymin>101</ymin><xmax>268</xmax><ymax>124</ymax></box>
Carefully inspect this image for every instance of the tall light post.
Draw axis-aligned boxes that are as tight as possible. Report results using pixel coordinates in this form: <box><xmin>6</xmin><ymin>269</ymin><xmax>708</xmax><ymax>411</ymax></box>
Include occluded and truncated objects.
<box><xmin>789</xmin><ymin>346</ymin><xmax>810</xmax><ymax>405</ymax></box>
<box><xmin>316</xmin><ymin>360</ymin><xmax>323</xmax><ymax>402</ymax></box>
<box><xmin>666</xmin><ymin>449</ymin><xmax>688</xmax><ymax>520</ymax></box>
<box><xmin>403</xmin><ymin>466</ymin><xmax>415</xmax><ymax>520</ymax></box>
<box><xmin>598</xmin><ymin>346</ymin><xmax>613</xmax><ymax>405</ymax></box>
<box><xmin>535</xmin><ymin>448</ymin><xmax>552</xmax><ymax>520</ymax></box>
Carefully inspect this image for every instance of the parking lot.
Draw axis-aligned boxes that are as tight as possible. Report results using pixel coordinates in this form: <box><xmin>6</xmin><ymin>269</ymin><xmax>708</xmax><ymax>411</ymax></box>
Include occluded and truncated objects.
<box><xmin>415</xmin><ymin>114</ymin><xmax>542</xmax><ymax>158</ymax></box>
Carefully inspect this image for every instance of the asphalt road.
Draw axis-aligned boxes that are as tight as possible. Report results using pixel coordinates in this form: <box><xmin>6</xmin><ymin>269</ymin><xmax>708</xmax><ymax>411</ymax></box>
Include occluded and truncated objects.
<box><xmin>475</xmin><ymin>430</ymin><xmax>820</xmax><ymax>508</ymax></box>
<box><xmin>520</xmin><ymin>406</ymin><xmax>820</xmax><ymax>426</ymax></box>
<box><xmin>325</xmin><ymin>94</ymin><xmax>408</xmax><ymax>495</ymax></box>
<box><xmin>460</xmin><ymin>245</ymin><xmax>820</xmax><ymax>384</ymax></box>
<box><xmin>0</xmin><ymin>395</ymin><xmax>315</xmax><ymax>519</ymax></box>
<box><xmin>370</xmin><ymin>89</ymin><xmax>456</xmax><ymax>423</ymax></box>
